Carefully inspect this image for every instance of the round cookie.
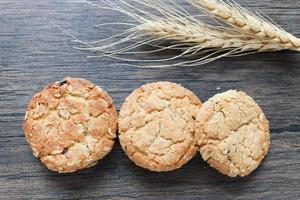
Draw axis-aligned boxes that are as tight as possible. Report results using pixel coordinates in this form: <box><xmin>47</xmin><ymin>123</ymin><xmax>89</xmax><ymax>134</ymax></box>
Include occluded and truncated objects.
<box><xmin>196</xmin><ymin>90</ymin><xmax>270</xmax><ymax>177</ymax></box>
<box><xmin>118</xmin><ymin>82</ymin><xmax>202</xmax><ymax>172</ymax></box>
<box><xmin>23</xmin><ymin>77</ymin><xmax>117</xmax><ymax>173</ymax></box>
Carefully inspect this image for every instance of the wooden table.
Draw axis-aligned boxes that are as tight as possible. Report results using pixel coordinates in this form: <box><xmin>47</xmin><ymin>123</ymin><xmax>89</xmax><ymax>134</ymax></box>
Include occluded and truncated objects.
<box><xmin>1</xmin><ymin>0</ymin><xmax>299</xmax><ymax>199</ymax></box>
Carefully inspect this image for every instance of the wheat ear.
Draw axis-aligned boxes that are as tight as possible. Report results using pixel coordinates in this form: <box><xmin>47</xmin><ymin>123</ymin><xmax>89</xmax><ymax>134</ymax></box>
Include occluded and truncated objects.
<box><xmin>190</xmin><ymin>0</ymin><xmax>300</xmax><ymax>51</ymax></box>
<box><xmin>75</xmin><ymin>0</ymin><xmax>300</xmax><ymax>67</ymax></box>
<box><xmin>139</xmin><ymin>21</ymin><xmax>288</xmax><ymax>52</ymax></box>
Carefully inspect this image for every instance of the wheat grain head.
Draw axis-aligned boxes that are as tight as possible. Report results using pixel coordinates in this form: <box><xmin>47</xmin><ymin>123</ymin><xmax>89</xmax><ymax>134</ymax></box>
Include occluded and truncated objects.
<box><xmin>139</xmin><ymin>20</ymin><xmax>290</xmax><ymax>52</ymax></box>
<box><xmin>76</xmin><ymin>0</ymin><xmax>300</xmax><ymax>67</ymax></box>
<box><xmin>190</xmin><ymin>0</ymin><xmax>300</xmax><ymax>51</ymax></box>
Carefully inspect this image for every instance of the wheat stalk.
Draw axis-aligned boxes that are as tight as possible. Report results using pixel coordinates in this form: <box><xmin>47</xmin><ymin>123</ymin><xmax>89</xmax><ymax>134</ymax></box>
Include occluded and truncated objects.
<box><xmin>189</xmin><ymin>0</ymin><xmax>300</xmax><ymax>51</ymax></box>
<box><xmin>75</xmin><ymin>0</ymin><xmax>300</xmax><ymax>67</ymax></box>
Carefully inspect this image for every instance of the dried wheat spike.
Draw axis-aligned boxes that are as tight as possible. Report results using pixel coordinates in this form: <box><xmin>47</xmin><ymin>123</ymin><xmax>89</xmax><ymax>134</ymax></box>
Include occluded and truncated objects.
<box><xmin>191</xmin><ymin>0</ymin><xmax>300</xmax><ymax>51</ymax></box>
<box><xmin>139</xmin><ymin>21</ymin><xmax>287</xmax><ymax>52</ymax></box>
<box><xmin>78</xmin><ymin>0</ymin><xmax>300</xmax><ymax>67</ymax></box>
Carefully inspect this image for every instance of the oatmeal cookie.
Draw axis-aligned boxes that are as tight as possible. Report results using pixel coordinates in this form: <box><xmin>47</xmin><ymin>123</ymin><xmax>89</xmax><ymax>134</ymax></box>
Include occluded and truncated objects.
<box><xmin>23</xmin><ymin>77</ymin><xmax>117</xmax><ymax>173</ymax></box>
<box><xmin>118</xmin><ymin>82</ymin><xmax>201</xmax><ymax>172</ymax></box>
<box><xmin>196</xmin><ymin>90</ymin><xmax>270</xmax><ymax>177</ymax></box>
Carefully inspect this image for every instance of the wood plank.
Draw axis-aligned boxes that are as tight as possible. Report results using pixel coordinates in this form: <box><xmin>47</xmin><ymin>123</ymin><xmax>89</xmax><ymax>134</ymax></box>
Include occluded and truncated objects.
<box><xmin>0</xmin><ymin>0</ymin><xmax>299</xmax><ymax>199</ymax></box>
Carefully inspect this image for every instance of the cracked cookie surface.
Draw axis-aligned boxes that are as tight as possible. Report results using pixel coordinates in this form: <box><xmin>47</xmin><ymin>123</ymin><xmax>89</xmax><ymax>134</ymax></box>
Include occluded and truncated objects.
<box><xmin>196</xmin><ymin>90</ymin><xmax>270</xmax><ymax>177</ymax></box>
<box><xmin>23</xmin><ymin>77</ymin><xmax>117</xmax><ymax>173</ymax></box>
<box><xmin>118</xmin><ymin>82</ymin><xmax>201</xmax><ymax>172</ymax></box>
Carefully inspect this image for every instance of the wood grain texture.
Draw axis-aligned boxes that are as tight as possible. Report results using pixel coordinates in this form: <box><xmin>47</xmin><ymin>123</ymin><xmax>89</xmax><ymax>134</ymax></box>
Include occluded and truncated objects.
<box><xmin>0</xmin><ymin>0</ymin><xmax>299</xmax><ymax>199</ymax></box>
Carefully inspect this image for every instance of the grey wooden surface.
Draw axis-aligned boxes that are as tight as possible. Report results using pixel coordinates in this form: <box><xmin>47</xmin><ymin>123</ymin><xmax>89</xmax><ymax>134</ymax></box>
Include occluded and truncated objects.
<box><xmin>1</xmin><ymin>0</ymin><xmax>300</xmax><ymax>199</ymax></box>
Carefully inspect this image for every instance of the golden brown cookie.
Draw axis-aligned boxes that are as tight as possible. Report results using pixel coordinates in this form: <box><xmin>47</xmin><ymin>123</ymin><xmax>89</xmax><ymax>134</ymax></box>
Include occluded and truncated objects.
<box><xmin>118</xmin><ymin>82</ymin><xmax>202</xmax><ymax>172</ymax></box>
<box><xmin>196</xmin><ymin>90</ymin><xmax>270</xmax><ymax>177</ymax></box>
<box><xmin>23</xmin><ymin>77</ymin><xmax>117</xmax><ymax>173</ymax></box>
